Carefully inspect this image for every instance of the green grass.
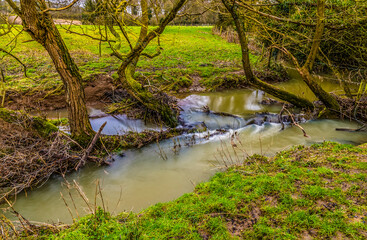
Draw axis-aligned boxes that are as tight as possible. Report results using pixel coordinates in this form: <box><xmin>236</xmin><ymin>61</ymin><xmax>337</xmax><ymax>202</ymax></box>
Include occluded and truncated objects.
<box><xmin>0</xmin><ymin>25</ymin><xmax>245</xmax><ymax>93</ymax></box>
<box><xmin>39</xmin><ymin>142</ymin><xmax>367</xmax><ymax>239</ymax></box>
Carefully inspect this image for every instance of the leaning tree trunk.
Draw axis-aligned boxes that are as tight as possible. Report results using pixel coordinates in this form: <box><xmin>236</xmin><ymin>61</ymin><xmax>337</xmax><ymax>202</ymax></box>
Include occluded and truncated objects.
<box><xmin>117</xmin><ymin>0</ymin><xmax>187</xmax><ymax>127</ymax></box>
<box><xmin>17</xmin><ymin>0</ymin><xmax>93</xmax><ymax>140</ymax></box>
<box><xmin>275</xmin><ymin>0</ymin><xmax>340</xmax><ymax>111</ymax></box>
<box><xmin>298</xmin><ymin>0</ymin><xmax>340</xmax><ymax>111</ymax></box>
<box><xmin>222</xmin><ymin>0</ymin><xmax>315</xmax><ymax>110</ymax></box>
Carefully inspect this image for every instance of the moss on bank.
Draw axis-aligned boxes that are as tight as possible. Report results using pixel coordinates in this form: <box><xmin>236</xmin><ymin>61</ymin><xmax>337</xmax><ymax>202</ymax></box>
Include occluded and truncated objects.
<box><xmin>40</xmin><ymin>142</ymin><xmax>366</xmax><ymax>239</ymax></box>
<box><xmin>0</xmin><ymin>108</ymin><xmax>58</xmax><ymax>138</ymax></box>
<box><xmin>101</xmin><ymin>128</ymin><xmax>185</xmax><ymax>153</ymax></box>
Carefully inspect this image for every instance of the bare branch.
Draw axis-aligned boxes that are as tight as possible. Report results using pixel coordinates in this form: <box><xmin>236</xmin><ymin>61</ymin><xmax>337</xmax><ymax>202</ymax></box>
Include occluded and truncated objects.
<box><xmin>42</xmin><ymin>0</ymin><xmax>80</xmax><ymax>13</ymax></box>
<box><xmin>283</xmin><ymin>107</ymin><xmax>309</xmax><ymax>138</ymax></box>
<box><xmin>236</xmin><ymin>0</ymin><xmax>344</xmax><ymax>30</ymax></box>
<box><xmin>0</xmin><ymin>48</ymin><xmax>28</xmax><ymax>77</ymax></box>
<box><xmin>5</xmin><ymin>0</ymin><xmax>21</xmax><ymax>16</ymax></box>
<box><xmin>141</xmin><ymin>47</ymin><xmax>163</xmax><ymax>59</ymax></box>
<box><xmin>177</xmin><ymin>8</ymin><xmax>209</xmax><ymax>18</ymax></box>
<box><xmin>59</xmin><ymin>25</ymin><xmax>116</xmax><ymax>43</ymax></box>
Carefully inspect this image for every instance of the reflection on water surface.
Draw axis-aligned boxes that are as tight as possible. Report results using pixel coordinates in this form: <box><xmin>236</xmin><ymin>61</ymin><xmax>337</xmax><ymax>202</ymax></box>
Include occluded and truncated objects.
<box><xmin>4</xmin><ymin>76</ymin><xmax>366</xmax><ymax>224</ymax></box>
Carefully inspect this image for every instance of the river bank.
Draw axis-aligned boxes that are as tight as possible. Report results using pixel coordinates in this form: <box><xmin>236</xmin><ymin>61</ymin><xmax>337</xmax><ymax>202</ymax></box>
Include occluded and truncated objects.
<box><xmin>1</xmin><ymin>28</ymin><xmax>366</xmax><ymax>233</ymax></box>
<box><xmin>1</xmin><ymin>84</ymin><xmax>366</xmax><ymax>224</ymax></box>
<box><xmin>4</xmin><ymin>141</ymin><xmax>366</xmax><ymax>239</ymax></box>
<box><xmin>0</xmin><ymin>107</ymin><xmax>187</xmax><ymax>204</ymax></box>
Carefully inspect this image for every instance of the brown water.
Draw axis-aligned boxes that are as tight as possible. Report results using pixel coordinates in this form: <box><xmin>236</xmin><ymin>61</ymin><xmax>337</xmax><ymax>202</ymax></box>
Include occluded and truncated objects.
<box><xmin>2</xmin><ymin>74</ymin><xmax>366</xmax><ymax>224</ymax></box>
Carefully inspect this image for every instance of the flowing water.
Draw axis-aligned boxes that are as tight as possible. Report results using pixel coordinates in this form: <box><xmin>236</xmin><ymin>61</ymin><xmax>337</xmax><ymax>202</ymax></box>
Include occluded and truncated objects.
<box><xmin>2</xmin><ymin>73</ymin><xmax>366</xmax><ymax>224</ymax></box>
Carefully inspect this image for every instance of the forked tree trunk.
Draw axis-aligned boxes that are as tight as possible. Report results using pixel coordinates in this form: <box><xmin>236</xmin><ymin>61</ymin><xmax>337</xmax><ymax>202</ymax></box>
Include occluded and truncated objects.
<box><xmin>125</xmin><ymin>0</ymin><xmax>149</xmax><ymax>76</ymax></box>
<box><xmin>14</xmin><ymin>0</ymin><xmax>93</xmax><ymax>140</ymax></box>
<box><xmin>117</xmin><ymin>0</ymin><xmax>187</xmax><ymax>127</ymax></box>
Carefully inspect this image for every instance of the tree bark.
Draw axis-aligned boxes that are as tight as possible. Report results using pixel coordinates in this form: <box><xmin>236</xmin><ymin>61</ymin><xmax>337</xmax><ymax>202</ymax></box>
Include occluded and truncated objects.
<box><xmin>15</xmin><ymin>0</ymin><xmax>93</xmax><ymax>140</ymax></box>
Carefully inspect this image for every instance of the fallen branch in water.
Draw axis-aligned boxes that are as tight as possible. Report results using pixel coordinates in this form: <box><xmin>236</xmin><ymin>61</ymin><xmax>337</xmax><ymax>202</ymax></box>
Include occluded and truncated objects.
<box><xmin>279</xmin><ymin>106</ymin><xmax>309</xmax><ymax>138</ymax></box>
<box><xmin>1</xmin><ymin>197</ymin><xmax>67</xmax><ymax>238</ymax></box>
<box><xmin>75</xmin><ymin>122</ymin><xmax>107</xmax><ymax>171</ymax></box>
<box><xmin>336</xmin><ymin>124</ymin><xmax>367</xmax><ymax>132</ymax></box>
<box><xmin>278</xmin><ymin>107</ymin><xmax>285</xmax><ymax>130</ymax></box>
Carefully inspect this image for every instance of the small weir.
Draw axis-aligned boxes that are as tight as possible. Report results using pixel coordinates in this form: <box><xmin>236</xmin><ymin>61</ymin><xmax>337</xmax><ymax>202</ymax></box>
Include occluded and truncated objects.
<box><xmin>2</xmin><ymin>76</ymin><xmax>366</xmax><ymax>224</ymax></box>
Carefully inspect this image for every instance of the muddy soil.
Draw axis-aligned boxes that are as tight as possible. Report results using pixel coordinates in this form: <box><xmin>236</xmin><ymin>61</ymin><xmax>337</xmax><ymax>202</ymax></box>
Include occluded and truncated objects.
<box><xmin>5</xmin><ymin>74</ymin><xmax>116</xmax><ymax>112</ymax></box>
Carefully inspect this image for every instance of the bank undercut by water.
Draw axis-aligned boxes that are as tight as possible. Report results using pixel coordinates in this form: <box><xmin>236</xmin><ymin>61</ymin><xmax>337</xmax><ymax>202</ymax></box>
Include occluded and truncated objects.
<box><xmin>15</xmin><ymin>141</ymin><xmax>367</xmax><ymax>239</ymax></box>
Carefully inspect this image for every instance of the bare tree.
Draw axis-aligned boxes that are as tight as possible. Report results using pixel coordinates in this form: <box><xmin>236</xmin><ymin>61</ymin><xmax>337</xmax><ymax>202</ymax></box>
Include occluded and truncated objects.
<box><xmin>220</xmin><ymin>0</ymin><xmax>314</xmax><ymax>110</ymax></box>
<box><xmin>116</xmin><ymin>0</ymin><xmax>188</xmax><ymax>127</ymax></box>
<box><xmin>83</xmin><ymin>0</ymin><xmax>187</xmax><ymax>127</ymax></box>
<box><xmin>5</xmin><ymin>0</ymin><xmax>93</xmax><ymax>141</ymax></box>
<box><xmin>221</xmin><ymin>0</ymin><xmax>345</xmax><ymax>113</ymax></box>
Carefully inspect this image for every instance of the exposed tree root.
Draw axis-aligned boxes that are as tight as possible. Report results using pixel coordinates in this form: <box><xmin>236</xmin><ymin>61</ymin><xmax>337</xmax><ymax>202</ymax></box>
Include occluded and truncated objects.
<box><xmin>101</xmin><ymin>128</ymin><xmax>185</xmax><ymax>151</ymax></box>
<box><xmin>118</xmin><ymin>64</ymin><xmax>180</xmax><ymax>128</ymax></box>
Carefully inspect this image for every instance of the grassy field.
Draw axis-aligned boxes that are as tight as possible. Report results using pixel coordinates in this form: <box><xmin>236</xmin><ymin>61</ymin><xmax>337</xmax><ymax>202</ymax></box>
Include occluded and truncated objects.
<box><xmin>30</xmin><ymin>142</ymin><xmax>366</xmax><ymax>239</ymax></box>
<box><xmin>0</xmin><ymin>25</ymin><xmax>247</xmax><ymax>93</ymax></box>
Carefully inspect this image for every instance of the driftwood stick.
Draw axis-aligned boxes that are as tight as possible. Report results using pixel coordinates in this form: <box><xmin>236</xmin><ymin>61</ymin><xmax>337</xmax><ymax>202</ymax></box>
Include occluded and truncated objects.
<box><xmin>336</xmin><ymin>124</ymin><xmax>367</xmax><ymax>132</ymax></box>
<box><xmin>283</xmin><ymin>108</ymin><xmax>309</xmax><ymax>138</ymax></box>
<box><xmin>75</xmin><ymin>122</ymin><xmax>107</xmax><ymax>170</ymax></box>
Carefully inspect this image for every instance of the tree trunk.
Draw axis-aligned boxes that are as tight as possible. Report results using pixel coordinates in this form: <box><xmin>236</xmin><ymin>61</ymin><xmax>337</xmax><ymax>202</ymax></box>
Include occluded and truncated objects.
<box><xmin>117</xmin><ymin>0</ymin><xmax>187</xmax><ymax>127</ymax></box>
<box><xmin>298</xmin><ymin>66</ymin><xmax>340</xmax><ymax>110</ymax></box>
<box><xmin>222</xmin><ymin>0</ymin><xmax>314</xmax><ymax>110</ymax></box>
<box><xmin>299</xmin><ymin>0</ymin><xmax>340</xmax><ymax>111</ymax></box>
<box><xmin>19</xmin><ymin>0</ymin><xmax>93</xmax><ymax>140</ymax></box>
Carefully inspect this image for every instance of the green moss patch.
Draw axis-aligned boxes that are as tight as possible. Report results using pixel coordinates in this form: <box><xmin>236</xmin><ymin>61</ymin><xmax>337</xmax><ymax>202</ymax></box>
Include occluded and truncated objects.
<box><xmin>0</xmin><ymin>108</ymin><xmax>58</xmax><ymax>138</ymax></box>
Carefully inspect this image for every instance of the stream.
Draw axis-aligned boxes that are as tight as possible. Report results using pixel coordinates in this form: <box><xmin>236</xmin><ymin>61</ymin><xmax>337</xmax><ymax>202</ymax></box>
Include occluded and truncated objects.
<box><xmin>2</xmin><ymin>70</ymin><xmax>366</xmax><ymax>224</ymax></box>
